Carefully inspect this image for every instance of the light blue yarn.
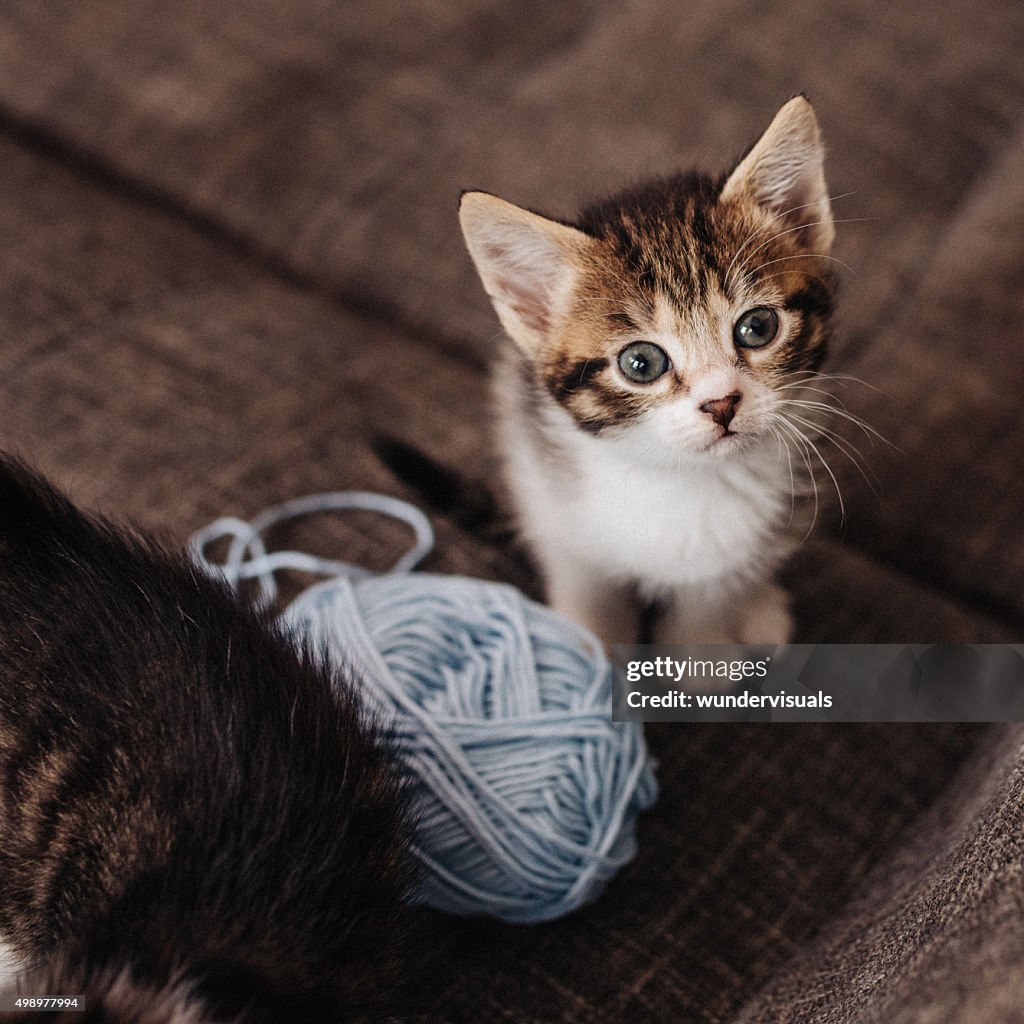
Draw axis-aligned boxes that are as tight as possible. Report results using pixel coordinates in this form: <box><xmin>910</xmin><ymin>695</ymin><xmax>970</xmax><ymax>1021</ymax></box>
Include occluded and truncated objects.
<box><xmin>191</xmin><ymin>492</ymin><xmax>658</xmax><ymax>924</ymax></box>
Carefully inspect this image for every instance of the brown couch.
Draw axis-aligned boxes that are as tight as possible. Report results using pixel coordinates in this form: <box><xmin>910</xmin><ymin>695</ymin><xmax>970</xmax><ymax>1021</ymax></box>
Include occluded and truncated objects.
<box><xmin>1</xmin><ymin>2</ymin><xmax>1022</xmax><ymax>1019</ymax></box>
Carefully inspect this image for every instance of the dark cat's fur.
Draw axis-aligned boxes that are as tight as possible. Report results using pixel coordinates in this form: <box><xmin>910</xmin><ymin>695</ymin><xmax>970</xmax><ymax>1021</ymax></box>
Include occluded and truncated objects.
<box><xmin>0</xmin><ymin>455</ymin><xmax>410</xmax><ymax>1022</ymax></box>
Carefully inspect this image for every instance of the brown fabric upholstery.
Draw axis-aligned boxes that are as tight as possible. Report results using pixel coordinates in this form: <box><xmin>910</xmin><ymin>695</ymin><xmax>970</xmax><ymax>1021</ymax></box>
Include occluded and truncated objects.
<box><xmin>734</xmin><ymin>726</ymin><xmax>1024</xmax><ymax>1024</ymax></box>
<box><xmin>0</xmin><ymin>1</ymin><xmax>1021</xmax><ymax>1020</ymax></box>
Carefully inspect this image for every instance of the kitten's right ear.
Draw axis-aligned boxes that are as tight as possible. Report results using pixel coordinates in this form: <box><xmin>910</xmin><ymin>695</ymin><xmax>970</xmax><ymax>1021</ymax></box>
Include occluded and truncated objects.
<box><xmin>459</xmin><ymin>192</ymin><xmax>592</xmax><ymax>353</ymax></box>
<box><xmin>720</xmin><ymin>96</ymin><xmax>834</xmax><ymax>253</ymax></box>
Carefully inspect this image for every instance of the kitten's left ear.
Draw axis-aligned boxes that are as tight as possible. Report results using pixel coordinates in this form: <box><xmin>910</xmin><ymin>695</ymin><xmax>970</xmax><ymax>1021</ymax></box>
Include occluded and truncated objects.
<box><xmin>459</xmin><ymin>191</ymin><xmax>593</xmax><ymax>354</ymax></box>
<box><xmin>721</xmin><ymin>96</ymin><xmax>834</xmax><ymax>254</ymax></box>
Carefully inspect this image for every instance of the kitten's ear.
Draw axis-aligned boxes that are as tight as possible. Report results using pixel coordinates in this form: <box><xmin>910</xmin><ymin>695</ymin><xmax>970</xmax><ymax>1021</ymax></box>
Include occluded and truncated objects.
<box><xmin>459</xmin><ymin>191</ymin><xmax>592</xmax><ymax>352</ymax></box>
<box><xmin>721</xmin><ymin>96</ymin><xmax>834</xmax><ymax>253</ymax></box>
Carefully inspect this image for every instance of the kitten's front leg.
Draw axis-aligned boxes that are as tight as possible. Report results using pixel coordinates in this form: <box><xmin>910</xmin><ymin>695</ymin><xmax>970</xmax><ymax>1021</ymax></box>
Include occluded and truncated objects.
<box><xmin>738</xmin><ymin>582</ymin><xmax>793</xmax><ymax>645</ymax></box>
<box><xmin>653</xmin><ymin>582</ymin><xmax>793</xmax><ymax>645</ymax></box>
<box><xmin>653</xmin><ymin>588</ymin><xmax>742</xmax><ymax>645</ymax></box>
<box><xmin>544</xmin><ymin>556</ymin><xmax>639</xmax><ymax>649</ymax></box>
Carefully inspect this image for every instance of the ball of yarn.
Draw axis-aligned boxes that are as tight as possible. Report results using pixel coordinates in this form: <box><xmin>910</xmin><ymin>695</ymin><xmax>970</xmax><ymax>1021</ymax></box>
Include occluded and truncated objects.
<box><xmin>193</xmin><ymin>493</ymin><xmax>658</xmax><ymax>924</ymax></box>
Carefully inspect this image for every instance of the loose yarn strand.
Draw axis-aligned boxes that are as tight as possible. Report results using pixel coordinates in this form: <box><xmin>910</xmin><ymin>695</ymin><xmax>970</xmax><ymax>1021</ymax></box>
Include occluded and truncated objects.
<box><xmin>190</xmin><ymin>491</ymin><xmax>434</xmax><ymax>601</ymax></box>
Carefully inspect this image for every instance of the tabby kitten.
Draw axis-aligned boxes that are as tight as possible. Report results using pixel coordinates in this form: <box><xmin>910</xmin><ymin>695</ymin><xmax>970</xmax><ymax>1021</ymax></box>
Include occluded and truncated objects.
<box><xmin>460</xmin><ymin>97</ymin><xmax>837</xmax><ymax>647</ymax></box>
<box><xmin>0</xmin><ymin>455</ymin><xmax>410</xmax><ymax>1023</ymax></box>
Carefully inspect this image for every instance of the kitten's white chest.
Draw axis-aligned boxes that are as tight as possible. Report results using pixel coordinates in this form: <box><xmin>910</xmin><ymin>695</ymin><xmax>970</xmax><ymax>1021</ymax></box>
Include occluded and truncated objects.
<box><xmin>512</xmin><ymin>430</ymin><xmax>789</xmax><ymax>595</ymax></box>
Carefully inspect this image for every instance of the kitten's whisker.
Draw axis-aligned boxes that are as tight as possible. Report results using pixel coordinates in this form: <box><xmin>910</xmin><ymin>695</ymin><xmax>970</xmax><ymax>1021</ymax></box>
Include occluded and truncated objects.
<box><xmin>733</xmin><ymin>216</ymin><xmax>873</xmax><ymax>276</ymax></box>
<box><xmin>728</xmin><ymin>217</ymin><xmax>872</xmax><ymax>292</ymax></box>
<box><xmin>777</xmin><ymin>398</ymin><xmax>896</xmax><ymax>449</ymax></box>
<box><xmin>738</xmin><ymin>253</ymin><xmax>854</xmax><ymax>291</ymax></box>
<box><xmin>725</xmin><ymin>225</ymin><xmax>769</xmax><ymax>295</ymax></box>
<box><xmin>754</xmin><ymin>269</ymin><xmax>837</xmax><ymax>297</ymax></box>
<box><xmin>767</xmin><ymin>424</ymin><xmax>799</xmax><ymax>527</ymax></box>
<box><xmin>775</xmin><ymin>370</ymin><xmax>868</xmax><ymax>406</ymax></box>
<box><xmin>728</xmin><ymin>219</ymin><xmax>835</xmax><ymax>289</ymax></box>
<box><xmin>817</xmin><ymin>432</ymin><xmax>881</xmax><ymax>497</ymax></box>
<box><xmin>765</xmin><ymin>190</ymin><xmax>860</xmax><ymax>224</ymax></box>
<box><xmin>777</xmin><ymin>383</ymin><xmax>858</xmax><ymax>417</ymax></box>
<box><xmin>723</xmin><ymin>192</ymin><xmax>860</xmax><ymax>292</ymax></box>
<box><xmin>772</xmin><ymin>416</ymin><xmax>820</xmax><ymax>539</ymax></box>
<box><xmin>775</xmin><ymin>369</ymin><xmax>891</xmax><ymax>397</ymax></box>
<box><xmin>777</xmin><ymin>381</ymin><xmax>847</xmax><ymax>403</ymax></box>
<box><xmin>777</xmin><ymin>414</ymin><xmax>846</xmax><ymax>527</ymax></box>
<box><xmin>782</xmin><ymin>412</ymin><xmax>881</xmax><ymax>494</ymax></box>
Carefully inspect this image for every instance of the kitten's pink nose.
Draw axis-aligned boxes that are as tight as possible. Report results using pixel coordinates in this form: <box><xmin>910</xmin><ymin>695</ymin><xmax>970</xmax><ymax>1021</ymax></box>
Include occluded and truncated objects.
<box><xmin>699</xmin><ymin>392</ymin><xmax>741</xmax><ymax>430</ymax></box>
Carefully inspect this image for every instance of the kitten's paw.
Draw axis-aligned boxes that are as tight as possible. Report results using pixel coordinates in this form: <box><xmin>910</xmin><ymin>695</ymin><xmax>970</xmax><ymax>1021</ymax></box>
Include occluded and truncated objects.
<box><xmin>654</xmin><ymin>620</ymin><xmax>739</xmax><ymax>645</ymax></box>
<box><xmin>739</xmin><ymin>584</ymin><xmax>793</xmax><ymax>645</ymax></box>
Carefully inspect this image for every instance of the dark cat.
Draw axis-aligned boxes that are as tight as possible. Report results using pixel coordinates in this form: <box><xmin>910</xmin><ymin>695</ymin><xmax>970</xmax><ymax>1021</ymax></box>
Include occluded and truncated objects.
<box><xmin>0</xmin><ymin>455</ymin><xmax>410</xmax><ymax>1022</ymax></box>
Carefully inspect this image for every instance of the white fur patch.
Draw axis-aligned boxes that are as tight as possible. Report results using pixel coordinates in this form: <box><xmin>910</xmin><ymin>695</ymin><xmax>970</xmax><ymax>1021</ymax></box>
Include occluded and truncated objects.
<box><xmin>0</xmin><ymin>937</ymin><xmax>25</xmax><ymax>990</ymax></box>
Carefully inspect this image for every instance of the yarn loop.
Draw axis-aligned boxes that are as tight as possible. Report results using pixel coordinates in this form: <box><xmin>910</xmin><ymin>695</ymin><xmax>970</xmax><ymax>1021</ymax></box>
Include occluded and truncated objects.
<box><xmin>192</xmin><ymin>492</ymin><xmax>657</xmax><ymax>924</ymax></box>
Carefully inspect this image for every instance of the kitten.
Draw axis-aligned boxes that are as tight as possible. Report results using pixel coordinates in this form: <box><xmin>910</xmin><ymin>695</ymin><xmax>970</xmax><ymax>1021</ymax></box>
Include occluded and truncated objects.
<box><xmin>459</xmin><ymin>96</ymin><xmax>837</xmax><ymax>647</ymax></box>
<box><xmin>0</xmin><ymin>455</ymin><xmax>410</xmax><ymax>1022</ymax></box>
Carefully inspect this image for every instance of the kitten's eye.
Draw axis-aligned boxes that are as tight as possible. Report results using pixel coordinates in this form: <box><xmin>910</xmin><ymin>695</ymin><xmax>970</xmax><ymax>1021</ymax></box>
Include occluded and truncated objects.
<box><xmin>617</xmin><ymin>342</ymin><xmax>670</xmax><ymax>384</ymax></box>
<box><xmin>733</xmin><ymin>307</ymin><xmax>780</xmax><ymax>349</ymax></box>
